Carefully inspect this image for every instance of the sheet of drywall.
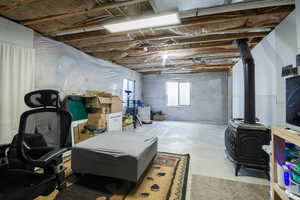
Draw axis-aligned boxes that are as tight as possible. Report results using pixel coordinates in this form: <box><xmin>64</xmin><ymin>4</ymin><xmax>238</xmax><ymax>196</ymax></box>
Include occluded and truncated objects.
<box><xmin>34</xmin><ymin>36</ymin><xmax>142</xmax><ymax>99</ymax></box>
<box><xmin>0</xmin><ymin>17</ymin><xmax>33</xmax><ymax>48</ymax></box>
<box><xmin>142</xmin><ymin>72</ymin><xmax>228</xmax><ymax>124</ymax></box>
<box><xmin>232</xmin><ymin>11</ymin><xmax>297</xmax><ymax>126</ymax></box>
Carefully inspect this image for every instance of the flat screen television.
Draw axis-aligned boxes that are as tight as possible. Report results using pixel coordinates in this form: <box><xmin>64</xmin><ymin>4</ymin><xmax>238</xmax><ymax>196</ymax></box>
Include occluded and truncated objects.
<box><xmin>286</xmin><ymin>76</ymin><xmax>300</xmax><ymax>131</ymax></box>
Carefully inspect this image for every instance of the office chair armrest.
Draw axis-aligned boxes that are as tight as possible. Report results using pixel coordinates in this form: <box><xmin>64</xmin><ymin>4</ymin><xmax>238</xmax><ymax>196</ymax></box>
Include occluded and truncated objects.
<box><xmin>0</xmin><ymin>144</ymin><xmax>10</xmax><ymax>155</ymax></box>
<box><xmin>35</xmin><ymin>148</ymin><xmax>70</xmax><ymax>167</ymax></box>
<box><xmin>0</xmin><ymin>144</ymin><xmax>10</xmax><ymax>150</ymax></box>
<box><xmin>0</xmin><ymin>144</ymin><xmax>10</xmax><ymax>167</ymax></box>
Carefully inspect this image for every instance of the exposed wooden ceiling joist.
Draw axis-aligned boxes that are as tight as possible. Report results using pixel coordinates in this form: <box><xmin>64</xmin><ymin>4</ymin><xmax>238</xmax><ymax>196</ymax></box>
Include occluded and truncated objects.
<box><xmin>82</xmin><ymin>31</ymin><xmax>264</xmax><ymax>55</ymax></box>
<box><xmin>136</xmin><ymin>40</ymin><xmax>258</xmax><ymax>53</ymax></box>
<box><xmin>52</xmin><ymin>5</ymin><xmax>292</xmax><ymax>37</ymax></box>
<box><xmin>0</xmin><ymin>0</ymin><xmax>294</xmax><ymax>74</ymax></box>
<box><xmin>0</xmin><ymin>0</ymin><xmax>40</xmax><ymax>12</ymax></box>
<box><xmin>64</xmin><ymin>23</ymin><xmax>271</xmax><ymax>49</ymax></box>
<box><xmin>140</xmin><ymin>67</ymin><xmax>230</xmax><ymax>74</ymax></box>
<box><xmin>83</xmin><ymin>40</ymin><xmax>257</xmax><ymax>54</ymax></box>
<box><xmin>112</xmin><ymin>49</ymin><xmax>241</xmax><ymax>64</ymax></box>
<box><xmin>118</xmin><ymin>55</ymin><xmax>240</xmax><ymax>66</ymax></box>
<box><xmin>173</xmin><ymin>31</ymin><xmax>268</xmax><ymax>45</ymax></box>
<box><xmin>181</xmin><ymin>0</ymin><xmax>295</xmax><ymax>18</ymax></box>
<box><xmin>134</xmin><ymin>63</ymin><xmax>234</xmax><ymax>71</ymax></box>
<box><xmin>21</xmin><ymin>0</ymin><xmax>149</xmax><ymax>26</ymax></box>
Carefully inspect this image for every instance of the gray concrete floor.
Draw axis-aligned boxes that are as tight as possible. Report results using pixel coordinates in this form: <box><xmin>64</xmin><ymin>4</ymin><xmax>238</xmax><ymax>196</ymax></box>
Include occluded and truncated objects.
<box><xmin>135</xmin><ymin>121</ymin><xmax>269</xmax><ymax>200</ymax></box>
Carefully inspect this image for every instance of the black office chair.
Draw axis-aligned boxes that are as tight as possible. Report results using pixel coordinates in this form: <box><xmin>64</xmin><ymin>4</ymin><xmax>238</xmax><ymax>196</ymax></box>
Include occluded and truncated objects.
<box><xmin>0</xmin><ymin>90</ymin><xmax>72</xmax><ymax>200</ymax></box>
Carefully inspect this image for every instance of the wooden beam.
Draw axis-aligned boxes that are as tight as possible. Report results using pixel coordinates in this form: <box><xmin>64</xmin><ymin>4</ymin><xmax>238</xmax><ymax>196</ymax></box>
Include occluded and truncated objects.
<box><xmin>140</xmin><ymin>67</ymin><xmax>229</xmax><ymax>74</ymax></box>
<box><xmin>75</xmin><ymin>32</ymin><xmax>263</xmax><ymax>54</ymax></box>
<box><xmin>120</xmin><ymin>60</ymin><xmax>196</xmax><ymax>68</ymax></box>
<box><xmin>135</xmin><ymin>63</ymin><xmax>234</xmax><ymax>72</ymax></box>
<box><xmin>141</xmin><ymin>40</ymin><xmax>258</xmax><ymax>53</ymax></box>
<box><xmin>120</xmin><ymin>54</ymin><xmax>240</xmax><ymax>63</ymax></box>
<box><xmin>190</xmin><ymin>68</ymin><xmax>229</xmax><ymax>73</ymax></box>
<box><xmin>182</xmin><ymin>63</ymin><xmax>235</xmax><ymax>69</ymax></box>
<box><xmin>114</xmin><ymin>49</ymin><xmax>241</xmax><ymax>63</ymax></box>
<box><xmin>174</xmin><ymin>32</ymin><xmax>268</xmax><ymax>45</ymax></box>
<box><xmin>180</xmin><ymin>0</ymin><xmax>295</xmax><ymax>18</ymax></box>
<box><xmin>0</xmin><ymin>0</ymin><xmax>40</xmax><ymax>12</ymax></box>
<box><xmin>132</xmin><ymin>24</ymin><xmax>276</xmax><ymax>41</ymax></box>
<box><xmin>52</xmin><ymin>6</ymin><xmax>291</xmax><ymax>37</ymax></box>
<box><xmin>73</xmin><ymin>23</ymin><xmax>269</xmax><ymax>50</ymax></box>
<box><xmin>84</xmin><ymin>40</ymin><xmax>257</xmax><ymax>54</ymax></box>
<box><xmin>141</xmin><ymin>71</ymin><xmax>161</xmax><ymax>75</ymax></box>
<box><xmin>54</xmin><ymin>14</ymin><xmax>278</xmax><ymax>42</ymax></box>
<box><xmin>21</xmin><ymin>0</ymin><xmax>149</xmax><ymax>25</ymax></box>
<box><xmin>81</xmin><ymin>40</ymin><xmax>139</xmax><ymax>52</ymax></box>
<box><xmin>117</xmin><ymin>55</ymin><xmax>240</xmax><ymax>65</ymax></box>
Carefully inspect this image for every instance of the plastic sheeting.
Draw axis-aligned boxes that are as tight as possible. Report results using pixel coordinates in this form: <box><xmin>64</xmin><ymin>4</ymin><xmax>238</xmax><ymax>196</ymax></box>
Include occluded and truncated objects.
<box><xmin>34</xmin><ymin>36</ymin><xmax>142</xmax><ymax>99</ymax></box>
<box><xmin>0</xmin><ymin>41</ymin><xmax>35</xmax><ymax>143</ymax></box>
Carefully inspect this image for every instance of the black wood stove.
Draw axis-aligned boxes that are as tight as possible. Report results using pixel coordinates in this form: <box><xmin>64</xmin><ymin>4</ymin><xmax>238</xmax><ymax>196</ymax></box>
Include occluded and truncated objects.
<box><xmin>225</xmin><ymin>39</ymin><xmax>271</xmax><ymax>177</ymax></box>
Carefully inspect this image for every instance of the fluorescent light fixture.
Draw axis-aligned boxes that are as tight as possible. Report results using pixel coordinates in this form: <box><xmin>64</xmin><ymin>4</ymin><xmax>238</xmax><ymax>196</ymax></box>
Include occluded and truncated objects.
<box><xmin>104</xmin><ymin>13</ymin><xmax>180</xmax><ymax>33</ymax></box>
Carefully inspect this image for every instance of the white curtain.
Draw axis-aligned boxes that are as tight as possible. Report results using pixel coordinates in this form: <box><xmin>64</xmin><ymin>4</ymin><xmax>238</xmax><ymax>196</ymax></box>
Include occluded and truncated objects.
<box><xmin>0</xmin><ymin>41</ymin><xmax>35</xmax><ymax>143</ymax></box>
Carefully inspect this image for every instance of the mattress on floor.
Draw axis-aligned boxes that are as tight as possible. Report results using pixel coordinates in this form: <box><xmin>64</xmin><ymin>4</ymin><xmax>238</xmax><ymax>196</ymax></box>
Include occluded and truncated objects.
<box><xmin>71</xmin><ymin>132</ymin><xmax>158</xmax><ymax>182</ymax></box>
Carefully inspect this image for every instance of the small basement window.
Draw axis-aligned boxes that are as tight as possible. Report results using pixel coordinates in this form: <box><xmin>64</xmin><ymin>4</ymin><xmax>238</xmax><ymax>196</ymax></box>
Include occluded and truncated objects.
<box><xmin>166</xmin><ymin>82</ymin><xmax>191</xmax><ymax>106</ymax></box>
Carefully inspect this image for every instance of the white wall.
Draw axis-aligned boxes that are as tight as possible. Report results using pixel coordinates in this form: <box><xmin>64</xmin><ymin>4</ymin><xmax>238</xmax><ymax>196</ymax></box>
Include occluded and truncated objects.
<box><xmin>142</xmin><ymin>72</ymin><xmax>228</xmax><ymax>124</ymax></box>
<box><xmin>232</xmin><ymin>11</ymin><xmax>298</xmax><ymax>126</ymax></box>
<box><xmin>0</xmin><ymin>17</ymin><xmax>33</xmax><ymax>48</ymax></box>
<box><xmin>34</xmin><ymin>36</ymin><xmax>142</xmax><ymax>99</ymax></box>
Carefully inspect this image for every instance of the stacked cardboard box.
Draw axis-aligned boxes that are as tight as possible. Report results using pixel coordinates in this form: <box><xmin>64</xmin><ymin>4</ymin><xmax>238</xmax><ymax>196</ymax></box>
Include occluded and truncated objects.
<box><xmin>153</xmin><ymin>114</ymin><xmax>166</xmax><ymax>121</ymax></box>
<box><xmin>73</xmin><ymin>122</ymin><xmax>94</xmax><ymax>144</ymax></box>
<box><xmin>84</xmin><ymin>90</ymin><xmax>122</xmax><ymax>130</ymax></box>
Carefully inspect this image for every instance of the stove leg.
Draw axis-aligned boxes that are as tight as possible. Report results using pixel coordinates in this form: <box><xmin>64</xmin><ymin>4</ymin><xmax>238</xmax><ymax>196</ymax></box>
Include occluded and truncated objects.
<box><xmin>265</xmin><ymin>170</ymin><xmax>270</xmax><ymax>181</ymax></box>
<box><xmin>235</xmin><ymin>164</ymin><xmax>242</xmax><ymax>176</ymax></box>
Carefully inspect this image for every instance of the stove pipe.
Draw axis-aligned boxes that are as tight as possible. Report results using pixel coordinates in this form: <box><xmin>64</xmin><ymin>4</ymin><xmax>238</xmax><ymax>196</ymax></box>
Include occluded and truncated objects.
<box><xmin>236</xmin><ymin>39</ymin><xmax>256</xmax><ymax>124</ymax></box>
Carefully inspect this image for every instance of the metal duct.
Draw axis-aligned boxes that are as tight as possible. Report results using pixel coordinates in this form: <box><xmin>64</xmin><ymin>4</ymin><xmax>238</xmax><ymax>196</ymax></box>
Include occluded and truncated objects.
<box><xmin>236</xmin><ymin>39</ymin><xmax>256</xmax><ymax>124</ymax></box>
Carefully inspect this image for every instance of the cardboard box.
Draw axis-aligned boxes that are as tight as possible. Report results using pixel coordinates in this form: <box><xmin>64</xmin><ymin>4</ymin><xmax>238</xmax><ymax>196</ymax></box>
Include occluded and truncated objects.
<box><xmin>93</xmin><ymin>107</ymin><xmax>110</xmax><ymax>114</ymax></box>
<box><xmin>85</xmin><ymin>90</ymin><xmax>112</xmax><ymax>97</ymax></box>
<box><xmin>153</xmin><ymin>114</ymin><xmax>166</xmax><ymax>121</ymax></box>
<box><xmin>111</xmin><ymin>96</ymin><xmax>123</xmax><ymax>113</ymax></box>
<box><xmin>86</xmin><ymin>96</ymin><xmax>112</xmax><ymax>108</ymax></box>
<box><xmin>73</xmin><ymin>122</ymin><xmax>96</xmax><ymax>143</ymax></box>
<box><xmin>123</xmin><ymin>123</ymin><xmax>134</xmax><ymax>132</ymax></box>
<box><xmin>88</xmin><ymin>112</ymin><xmax>107</xmax><ymax>129</ymax></box>
<box><xmin>107</xmin><ymin>112</ymin><xmax>122</xmax><ymax>132</ymax></box>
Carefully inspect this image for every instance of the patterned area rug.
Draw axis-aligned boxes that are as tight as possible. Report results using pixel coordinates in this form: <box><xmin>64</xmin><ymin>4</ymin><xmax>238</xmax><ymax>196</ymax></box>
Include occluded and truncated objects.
<box><xmin>36</xmin><ymin>152</ymin><xmax>190</xmax><ymax>200</ymax></box>
<box><xmin>191</xmin><ymin>175</ymin><xmax>269</xmax><ymax>200</ymax></box>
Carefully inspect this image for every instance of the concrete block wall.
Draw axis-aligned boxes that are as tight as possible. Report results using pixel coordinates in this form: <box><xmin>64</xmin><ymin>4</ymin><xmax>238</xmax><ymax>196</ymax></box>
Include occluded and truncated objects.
<box><xmin>142</xmin><ymin>72</ymin><xmax>228</xmax><ymax>124</ymax></box>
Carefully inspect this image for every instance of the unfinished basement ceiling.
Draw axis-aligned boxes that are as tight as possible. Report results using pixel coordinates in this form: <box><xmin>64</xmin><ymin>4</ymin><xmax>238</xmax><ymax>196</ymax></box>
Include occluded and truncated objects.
<box><xmin>151</xmin><ymin>0</ymin><xmax>226</xmax><ymax>12</ymax></box>
<box><xmin>0</xmin><ymin>0</ymin><xmax>295</xmax><ymax>74</ymax></box>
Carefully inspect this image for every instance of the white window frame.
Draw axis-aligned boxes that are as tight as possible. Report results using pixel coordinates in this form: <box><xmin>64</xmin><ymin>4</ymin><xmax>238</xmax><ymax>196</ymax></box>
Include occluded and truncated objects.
<box><xmin>166</xmin><ymin>81</ymin><xmax>191</xmax><ymax>107</ymax></box>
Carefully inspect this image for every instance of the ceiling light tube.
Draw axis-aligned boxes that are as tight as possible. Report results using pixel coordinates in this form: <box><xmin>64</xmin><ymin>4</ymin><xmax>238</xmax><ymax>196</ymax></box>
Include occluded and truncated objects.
<box><xmin>103</xmin><ymin>13</ymin><xmax>180</xmax><ymax>33</ymax></box>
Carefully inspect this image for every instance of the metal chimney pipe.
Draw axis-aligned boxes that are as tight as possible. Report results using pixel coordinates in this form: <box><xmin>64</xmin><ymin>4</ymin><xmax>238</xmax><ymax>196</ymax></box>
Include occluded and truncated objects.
<box><xmin>236</xmin><ymin>39</ymin><xmax>256</xmax><ymax>124</ymax></box>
